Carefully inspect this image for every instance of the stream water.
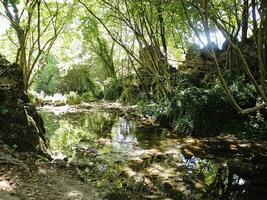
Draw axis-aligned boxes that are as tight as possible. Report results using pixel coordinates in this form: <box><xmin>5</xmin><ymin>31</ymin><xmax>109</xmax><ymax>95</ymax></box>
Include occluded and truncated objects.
<box><xmin>39</xmin><ymin>105</ymin><xmax>267</xmax><ymax>200</ymax></box>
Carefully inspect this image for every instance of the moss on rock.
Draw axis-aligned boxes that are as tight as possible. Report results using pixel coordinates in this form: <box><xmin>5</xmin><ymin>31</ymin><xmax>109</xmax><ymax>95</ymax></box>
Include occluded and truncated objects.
<box><xmin>0</xmin><ymin>55</ymin><xmax>48</xmax><ymax>153</ymax></box>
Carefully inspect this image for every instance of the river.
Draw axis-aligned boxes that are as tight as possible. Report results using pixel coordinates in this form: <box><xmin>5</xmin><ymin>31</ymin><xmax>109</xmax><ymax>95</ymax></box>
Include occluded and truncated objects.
<box><xmin>39</xmin><ymin>104</ymin><xmax>267</xmax><ymax>200</ymax></box>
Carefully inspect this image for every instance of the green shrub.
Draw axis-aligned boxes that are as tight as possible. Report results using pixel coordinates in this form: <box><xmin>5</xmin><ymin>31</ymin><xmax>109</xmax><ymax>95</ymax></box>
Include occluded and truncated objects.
<box><xmin>104</xmin><ymin>80</ymin><xmax>123</xmax><ymax>100</ymax></box>
<box><xmin>67</xmin><ymin>91</ymin><xmax>82</xmax><ymax>105</ymax></box>
<box><xmin>92</xmin><ymin>84</ymin><xmax>104</xmax><ymax>99</ymax></box>
<box><xmin>139</xmin><ymin>71</ymin><xmax>257</xmax><ymax>136</ymax></box>
<box><xmin>243</xmin><ymin>114</ymin><xmax>267</xmax><ymax>138</ymax></box>
<box><xmin>172</xmin><ymin>73</ymin><xmax>256</xmax><ymax>135</ymax></box>
<box><xmin>81</xmin><ymin>91</ymin><xmax>95</xmax><ymax>103</ymax></box>
<box><xmin>120</xmin><ymin>84</ymin><xmax>142</xmax><ymax>104</ymax></box>
<box><xmin>173</xmin><ymin>86</ymin><xmax>235</xmax><ymax>135</ymax></box>
<box><xmin>34</xmin><ymin>55</ymin><xmax>60</xmax><ymax>95</ymax></box>
<box><xmin>96</xmin><ymin>91</ymin><xmax>104</xmax><ymax>99</ymax></box>
<box><xmin>28</xmin><ymin>92</ymin><xmax>37</xmax><ymax>104</ymax></box>
<box><xmin>137</xmin><ymin>97</ymin><xmax>172</xmax><ymax>126</ymax></box>
<box><xmin>178</xmin><ymin>71</ymin><xmax>205</xmax><ymax>89</ymax></box>
<box><xmin>223</xmin><ymin>73</ymin><xmax>256</xmax><ymax>108</ymax></box>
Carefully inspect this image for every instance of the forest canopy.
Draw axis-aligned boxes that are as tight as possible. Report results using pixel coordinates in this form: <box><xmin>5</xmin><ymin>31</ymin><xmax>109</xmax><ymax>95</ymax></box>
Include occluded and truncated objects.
<box><xmin>1</xmin><ymin>1</ymin><xmax>267</xmax><ymax>199</ymax></box>
<box><xmin>0</xmin><ymin>0</ymin><xmax>266</xmax><ymax>134</ymax></box>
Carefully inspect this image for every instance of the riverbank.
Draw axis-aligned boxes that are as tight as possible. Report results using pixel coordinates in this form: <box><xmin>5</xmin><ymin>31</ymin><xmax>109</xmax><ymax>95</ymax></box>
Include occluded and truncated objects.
<box><xmin>40</xmin><ymin>104</ymin><xmax>267</xmax><ymax>199</ymax></box>
<box><xmin>0</xmin><ymin>141</ymin><xmax>100</xmax><ymax>200</ymax></box>
<box><xmin>1</xmin><ymin>103</ymin><xmax>267</xmax><ymax>199</ymax></box>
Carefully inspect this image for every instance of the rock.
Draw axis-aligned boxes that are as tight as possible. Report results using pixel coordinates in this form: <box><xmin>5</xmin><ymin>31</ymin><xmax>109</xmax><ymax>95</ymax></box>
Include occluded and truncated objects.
<box><xmin>79</xmin><ymin>102</ymin><xmax>92</xmax><ymax>109</ymax></box>
<box><xmin>68</xmin><ymin>150</ymin><xmax>96</xmax><ymax>169</ymax></box>
<box><xmin>95</xmin><ymin>138</ymin><xmax>111</xmax><ymax>145</ymax></box>
<box><xmin>0</xmin><ymin>55</ymin><xmax>48</xmax><ymax>154</ymax></box>
<box><xmin>52</xmin><ymin>159</ymin><xmax>67</xmax><ymax>168</ymax></box>
<box><xmin>53</xmin><ymin>100</ymin><xmax>66</xmax><ymax>107</ymax></box>
<box><xmin>68</xmin><ymin>157</ymin><xmax>95</xmax><ymax>168</ymax></box>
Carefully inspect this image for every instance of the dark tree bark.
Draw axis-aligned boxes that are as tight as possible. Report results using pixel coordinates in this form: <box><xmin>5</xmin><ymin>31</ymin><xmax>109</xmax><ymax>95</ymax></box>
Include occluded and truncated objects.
<box><xmin>262</xmin><ymin>1</ymin><xmax>267</xmax><ymax>72</ymax></box>
<box><xmin>241</xmin><ymin>0</ymin><xmax>249</xmax><ymax>42</ymax></box>
<box><xmin>0</xmin><ymin>56</ymin><xmax>49</xmax><ymax>155</ymax></box>
<box><xmin>156</xmin><ymin>0</ymin><xmax>167</xmax><ymax>58</ymax></box>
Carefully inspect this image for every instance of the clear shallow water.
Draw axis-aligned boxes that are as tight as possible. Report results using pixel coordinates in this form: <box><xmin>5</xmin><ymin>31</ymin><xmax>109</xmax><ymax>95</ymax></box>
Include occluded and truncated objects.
<box><xmin>40</xmin><ymin>106</ymin><xmax>267</xmax><ymax>200</ymax></box>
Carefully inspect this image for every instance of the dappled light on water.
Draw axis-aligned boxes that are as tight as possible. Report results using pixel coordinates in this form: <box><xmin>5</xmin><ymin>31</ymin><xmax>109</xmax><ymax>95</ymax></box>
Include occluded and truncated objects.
<box><xmin>40</xmin><ymin>106</ymin><xmax>267</xmax><ymax>199</ymax></box>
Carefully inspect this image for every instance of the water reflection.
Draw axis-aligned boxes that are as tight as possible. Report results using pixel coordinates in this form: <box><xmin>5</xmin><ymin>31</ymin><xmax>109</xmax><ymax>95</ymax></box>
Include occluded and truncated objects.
<box><xmin>41</xmin><ymin>111</ymin><xmax>114</xmax><ymax>155</ymax></box>
<box><xmin>40</xmin><ymin>107</ymin><xmax>267</xmax><ymax>200</ymax></box>
<box><xmin>111</xmin><ymin>118</ymin><xmax>138</xmax><ymax>153</ymax></box>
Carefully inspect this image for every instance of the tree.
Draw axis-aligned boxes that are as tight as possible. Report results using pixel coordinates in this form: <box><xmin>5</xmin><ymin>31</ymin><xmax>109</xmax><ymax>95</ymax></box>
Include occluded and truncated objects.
<box><xmin>77</xmin><ymin>0</ymin><xmax>179</xmax><ymax>98</ymax></box>
<box><xmin>180</xmin><ymin>0</ymin><xmax>267</xmax><ymax>114</ymax></box>
<box><xmin>0</xmin><ymin>0</ymin><xmax>75</xmax><ymax>89</ymax></box>
<box><xmin>59</xmin><ymin>64</ymin><xmax>98</xmax><ymax>95</ymax></box>
<box><xmin>34</xmin><ymin>54</ymin><xmax>60</xmax><ymax>95</ymax></box>
<box><xmin>81</xmin><ymin>15</ymin><xmax>117</xmax><ymax>80</ymax></box>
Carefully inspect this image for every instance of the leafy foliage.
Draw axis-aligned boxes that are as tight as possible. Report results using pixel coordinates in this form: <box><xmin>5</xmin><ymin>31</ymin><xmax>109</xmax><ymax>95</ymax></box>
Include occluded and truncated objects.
<box><xmin>139</xmin><ymin>71</ymin><xmax>260</xmax><ymax>135</ymax></box>
<box><xmin>81</xmin><ymin>91</ymin><xmax>95</xmax><ymax>103</ymax></box>
<box><xmin>34</xmin><ymin>55</ymin><xmax>60</xmax><ymax>95</ymax></box>
<box><xmin>104</xmin><ymin>79</ymin><xmax>123</xmax><ymax>101</ymax></box>
<box><xmin>59</xmin><ymin>64</ymin><xmax>102</xmax><ymax>97</ymax></box>
<box><xmin>67</xmin><ymin>91</ymin><xmax>82</xmax><ymax>105</ymax></box>
<box><xmin>81</xmin><ymin>15</ymin><xmax>116</xmax><ymax>80</ymax></box>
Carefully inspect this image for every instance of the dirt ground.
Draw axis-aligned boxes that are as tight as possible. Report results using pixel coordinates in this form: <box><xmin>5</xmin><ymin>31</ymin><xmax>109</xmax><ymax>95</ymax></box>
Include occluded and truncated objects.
<box><xmin>0</xmin><ymin>142</ymin><xmax>100</xmax><ymax>200</ymax></box>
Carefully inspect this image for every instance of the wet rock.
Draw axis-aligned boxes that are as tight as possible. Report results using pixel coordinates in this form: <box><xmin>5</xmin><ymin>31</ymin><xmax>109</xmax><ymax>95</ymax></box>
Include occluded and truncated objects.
<box><xmin>0</xmin><ymin>55</ymin><xmax>48</xmax><ymax>153</ymax></box>
<box><xmin>95</xmin><ymin>138</ymin><xmax>111</xmax><ymax>145</ymax></box>
<box><xmin>68</xmin><ymin>158</ymin><xmax>95</xmax><ymax>169</ymax></box>
<box><xmin>52</xmin><ymin>159</ymin><xmax>67</xmax><ymax>168</ymax></box>
<box><xmin>79</xmin><ymin>102</ymin><xmax>92</xmax><ymax>109</ymax></box>
<box><xmin>68</xmin><ymin>150</ymin><xmax>96</xmax><ymax>169</ymax></box>
<box><xmin>53</xmin><ymin>100</ymin><xmax>66</xmax><ymax>107</ymax></box>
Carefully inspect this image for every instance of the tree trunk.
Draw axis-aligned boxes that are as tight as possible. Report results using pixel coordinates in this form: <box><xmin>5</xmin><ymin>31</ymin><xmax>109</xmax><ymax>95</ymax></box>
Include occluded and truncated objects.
<box><xmin>262</xmin><ymin>1</ymin><xmax>267</xmax><ymax>73</ymax></box>
<box><xmin>241</xmin><ymin>0</ymin><xmax>249</xmax><ymax>42</ymax></box>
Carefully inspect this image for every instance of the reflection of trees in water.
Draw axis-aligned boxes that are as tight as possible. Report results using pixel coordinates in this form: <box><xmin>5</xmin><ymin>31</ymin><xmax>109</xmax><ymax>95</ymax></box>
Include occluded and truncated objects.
<box><xmin>40</xmin><ymin>111</ymin><xmax>267</xmax><ymax>199</ymax></box>
<box><xmin>134</xmin><ymin>126</ymin><xmax>169</xmax><ymax>149</ymax></box>
<box><xmin>193</xmin><ymin>162</ymin><xmax>246</xmax><ymax>199</ymax></box>
<box><xmin>111</xmin><ymin>118</ymin><xmax>138</xmax><ymax>153</ymax></box>
<box><xmin>40</xmin><ymin>112</ymin><xmax>61</xmax><ymax>138</ymax></box>
<box><xmin>41</xmin><ymin>111</ymin><xmax>118</xmax><ymax>155</ymax></box>
<box><xmin>62</xmin><ymin>111</ymin><xmax>117</xmax><ymax>135</ymax></box>
<box><xmin>112</xmin><ymin>118</ymin><xmax>137</xmax><ymax>142</ymax></box>
<box><xmin>83</xmin><ymin>112</ymin><xmax>117</xmax><ymax>136</ymax></box>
